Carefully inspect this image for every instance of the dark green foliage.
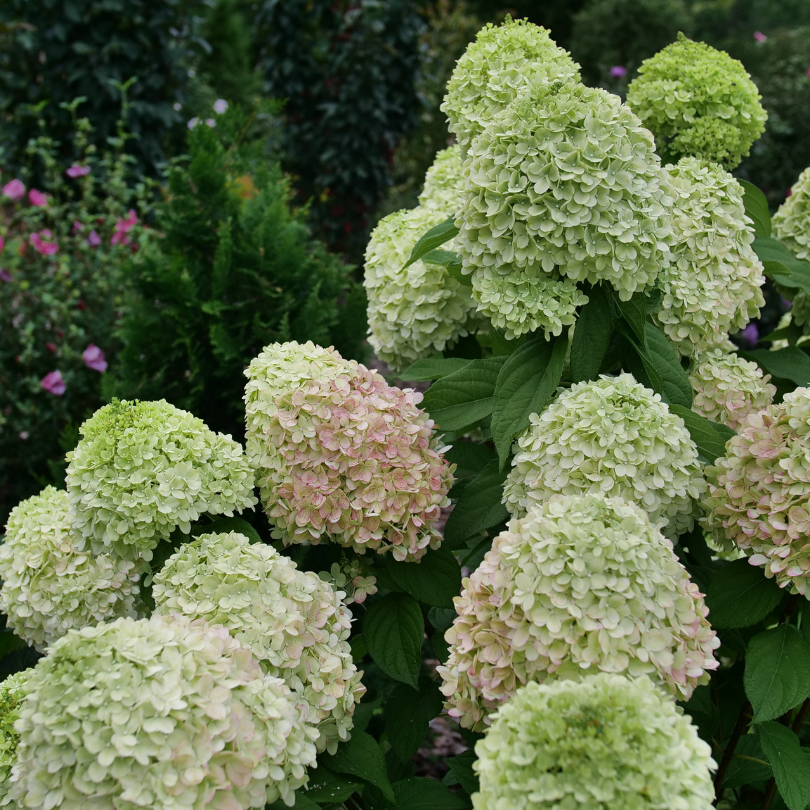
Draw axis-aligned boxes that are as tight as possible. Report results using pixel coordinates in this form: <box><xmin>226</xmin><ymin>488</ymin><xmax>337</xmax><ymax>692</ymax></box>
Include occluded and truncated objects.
<box><xmin>109</xmin><ymin>104</ymin><xmax>367</xmax><ymax>441</ymax></box>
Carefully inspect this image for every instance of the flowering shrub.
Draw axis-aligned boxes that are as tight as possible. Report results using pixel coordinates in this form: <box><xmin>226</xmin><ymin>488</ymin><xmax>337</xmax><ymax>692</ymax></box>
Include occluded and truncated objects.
<box><xmin>417</xmin><ymin>144</ymin><xmax>467</xmax><ymax>217</ymax></box>
<box><xmin>0</xmin><ymin>671</ymin><xmax>28</xmax><ymax>809</ymax></box>
<box><xmin>773</xmin><ymin>167</ymin><xmax>810</xmax><ymax>328</ymax></box>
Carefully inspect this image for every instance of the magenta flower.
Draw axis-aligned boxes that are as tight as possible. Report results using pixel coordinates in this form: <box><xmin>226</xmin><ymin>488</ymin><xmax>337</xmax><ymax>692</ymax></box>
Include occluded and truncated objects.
<box><xmin>0</xmin><ymin>269</ymin><xmax>12</xmax><ymax>283</ymax></box>
<box><xmin>2</xmin><ymin>179</ymin><xmax>25</xmax><ymax>200</ymax></box>
<box><xmin>40</xmin><ymin>371</ymin><xmax>66</xmax><ymax>396</ymax></box>
<box><xmin>88</xmin><ymin>230</ymin><xmax>101</xmax><ymax>247</ymax></box>
<box><xmin>30</xmin><ymin>230</ymin><xmax>59</xmax><ymax>256</ymax></box>
<box><xmin>28</xmin><ymin>189</ymin><xmax>48</xmax><ymax>207</ymax></box>
<box><xmin>741</xmin><ymin>323</ymin><xmax>759</xmax><ymax>348</ymax></box>
<box><xmin>66</xmin><ymin>164</ymin><xmax>91</xmax><ymax>179</ymax></box>
<box><xmin>610</xmin><ymin>65</ymin><xmax>627</xmax><ymax>78</ymax></box>
<box><xmin>111</xmin><ymin>210</ymin><xmax>138</xmax><ymax>246</ymax></box>
<box><xmin>82</xmin><ymin>344</ymin><xmax>108</xmax><ymax>373</ymax></box>
<box><xmin>754</xmin><ymin>31</ymin><xmax>767</xmax><ymax>42</ymax></box>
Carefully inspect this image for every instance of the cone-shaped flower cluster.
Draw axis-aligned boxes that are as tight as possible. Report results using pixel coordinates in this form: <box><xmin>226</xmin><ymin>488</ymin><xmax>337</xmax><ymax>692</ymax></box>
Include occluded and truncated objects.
<box><xmin>472</xmin><ymin>674</ymin><xmax>716</xmax><ymax>810</ymax></box>
<box><xmin>773</xmin><ymin>167</ymin><xmax>810</xmax><ymax>328</ymax></box>
<box><xmin>10</xmin><ymin>616</ymin><xmax>318</xmax><ymax>810</ymax></box>
<box><xmin>244</xmin><ymin>341</ymin><xmax>454</xmax><ymax>561</ymax></box>
<box><xmin>0</xmin><ymin>487</ymin><xmax>141</xmax><ymax>651</ymax></box>
<box><xmin>66</xmin><ymin>399</ymin><xmax>257</xmax><ymax>563</ymax></box>
<box><xmin>153</xmin><ymin>531</ymin><xmax>365</xmax><ymax>753</ymax></box>
<box><xmin>439</xmin><ymin>494</ymin><xmax>718</xmax><ymax>730</ymax></box>
<box><xmin>627</xmin><ymin>33</ymin><xmax>766</xmax><ymax>168</ymax></box>
<box><xmin>0</xmin><ymin>672</ymin><xmax>28</xmax><ymax>809</ymax></box>
<box><xmin>504</xmin><ymin>374</ymin><xmax>706</xmax><ymax>538</ymax></box>
<box><xmin>418</xmin><ymin>145</ymin><xmax>467</xmax><ymax>217</ymax></box>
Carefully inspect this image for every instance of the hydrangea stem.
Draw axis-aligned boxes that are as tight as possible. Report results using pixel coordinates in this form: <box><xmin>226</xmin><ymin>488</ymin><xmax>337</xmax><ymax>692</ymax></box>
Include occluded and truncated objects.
<box><xmin>713</xmin><ymin>699</ymin><xmax>751</xmax><ymax>803</ymax></box>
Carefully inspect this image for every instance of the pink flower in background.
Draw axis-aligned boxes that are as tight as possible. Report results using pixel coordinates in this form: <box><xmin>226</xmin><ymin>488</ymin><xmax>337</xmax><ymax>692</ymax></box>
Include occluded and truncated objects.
<box><xmin>72</xmin><ymin>220</ymin><xmax>84</xmax><ymax>234</ymax></box>
<box><xmin>28</xmin><ymin>189</ymin><xmax>48</xmax><ymax>207</ymax></box>
<box><xmin>753</xmin><ymin>31</ymin><xmax>767</xmax><ymax>42</ymax></box>
<box><xmin>111</xmin><ymin>210</ymin><xmax>138</xmax><ymax>245</ymax></box>
<box><xmin>0</xmin><ymin>269</ymin><xmax>12</xmax><ymax>283</ymax></box>
<box><xmin>30</xmin><ymin>230</ymin><xmax>59</xmax><ymax>255</ymax></box>
<box><xmin>2</xmin><ymin>179</ymin><xmax>25</xmax><ymax>200</ymax></box>
<box><xmin>45</xmin><ymin>342</ymin><xmax>57</xmax><ymax>353</ymax></box>
<box><xmin>0</xmin><ymin>236</ymin><xmax>4</xmax><ymax>255</ymax></box>
<box><xmin>214</xmin><ymin>99</ymin><xmax>228</xmax><ymax>114</ymax></box>
<box><xmin>83</xmin><ymin>344</ymin><xmax>107</xmax><ymax>373</ymax></box>
<box><xmin>741</xmin><ymin>323</ymin><xmax>759</xmax><ymax>348</ymax></box>
<box><xmin>609</xmin><ymin>65</ymin><xmax>627</xmax><ymax>78</ymax></box>
<box><xmin>40</xmin><ymin>371</ymin><xmax>66</xmax><ymax>396</ymax></box>
<box><xmin>88</xmin><ymin>230</ymin><xmax>101</xmax><ymax>247</ymax></box>
<box><xmin>66</xmin><ymin>164</ymin><xmax>91</xmax><ymax>178</ymax></box>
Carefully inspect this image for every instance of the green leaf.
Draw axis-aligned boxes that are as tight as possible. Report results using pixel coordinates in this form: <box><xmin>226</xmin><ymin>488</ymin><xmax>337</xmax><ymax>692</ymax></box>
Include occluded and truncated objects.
<box><xmin>761</xmin><ymin>320</ymin><xmax>805</xmax><ymax>347</ymax></box>
<box><xmin>611</xmin><ymin>288</ymin><xmax>648</xmax><ymax>347</ymax></box>
<box><xmin>490</xmin><ymin>334</ymin><xmax>567</xmax><ymax>468</ymax></box>
<box><xmin>706</xmin><ymin>559</ymin><xmax>785</xmax><ymax>629</ymax></box>
<box><xmin>385</xmin><ymin>677</ymin><xmax>444</xmax><ymax>762</ymax></box>
<box><xmin>362</xmin><ymin>593</ymin><xmax>424</xmax><ymax>689</ymax></box>
<box><xmin>385</xmin><ymin>547</ymin><xmax>461</xmax><ymax>609</ymax></box>
<box><xmin>352</xmin><ymin>693</ymin><xmax>384</xmax><ymax>733</ymax></box>
<box><xmin>615</xmin><ymin>325</ymin><xmax>664</xmax><ymax>395</ymax></box>
<box><xmin>389</xmin><ymin>778</ymin><xmax>469</xmax><ymax>810</ymax></box>
<box><xmin>422</xmin><ymin>357</ymin><xmax>508</xmax><ymax>431</ymax></box>
<box><xmin>428</xmin><ymin>607</ymin><xmax>456</xmax><ymax>633</ymax></box>
<box><xmin>743</xmin><ymin>347</ymin><xmax>810</xmax><ymax>387</ymax></box>
<box><xmin>444</xmin><ymin>750</ymin><xmax>479</xmax><ymax>797</ymax></box>
<box><xmin>301</xmin><ymin>766</ymin><xmax>362</xmax><ymax>804</ymax></box>
<box><xmin>745</xmin><ymin>625</ymin><xmax>810</xmax><ymax>722</ymax></box>
<box><xmin>643</xmin><ymin>323</ymin><xmax>693</xmax><ymax>407</ymax></box>
<box><xmin>399</xmin><ymin>357</ymin><xmax>472</xmax><ymax>382</ymax></box>
<box><xmin>190</xmin><ymin>516</ymin><xmax>262</xmax><ymax>545</ymax></box>
<box><xmin>668</xmin><ymin>405</ymin><xmax>730</xmax><ymax>464</ymax></box>
<box><xmin>321</xmin><ymin>730</ymin><xmax>395</xmax><ymax>803</ymax></box>
<box><xmin>443</xmin><ymin>459</ymin><xmax>509</xmax><ymax>549</ymax></box>
<box><xmin>431</xmin><ymin>631</ymin><xmax>450</xmax><ymax>664</ymax></box>
<box><xmin>758</xmin><ymin>721</ymin><xmax>810</xmax><ymax>810</ymax></box>
<box><xmin>740</xmin><ymin>180</ymin><xmax>772</xmax><ymax>238</ymax></box>
<box><xmin>404</xmin><ymin>217</ymin><xmax>459</xmax><ymax>268</ymax></box>
<box><xmin>421</xmin><ymin>249</ymin><xmax>462</xmax><ymax>267</ymax></box>
<box><xmin>443</xmin><ymin>442</ymin><xmax>496</xmax><ymax>478</ymax></box>
<box><xmin>723</xmin><ymin>734</ymin><xmax>773</xmax><ymax>788</ymax></box>
<box><xmin>0</xmin><ymin>632</ymin><xmax>27</xmax><ymax>661</ymax></box>
<box><xmin>266</xmin><ymin>792</ymin><xmax>320</xmax><ymax>810</ymax></box>
<box><xmin>570</xmin><ymin>284</ymin><xmax>613</xmax><ymax>383</ymax></box>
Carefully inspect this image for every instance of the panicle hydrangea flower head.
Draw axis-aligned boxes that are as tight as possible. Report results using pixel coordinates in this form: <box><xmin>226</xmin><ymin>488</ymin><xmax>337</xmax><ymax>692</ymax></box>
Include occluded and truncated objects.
<box><xmin>153</xmin><ymin>531</ymin><xmax>365</xmax><ymax>753</ymax></box>
<box><xmin>652</xmin><ymin>159</ymin><xmax>765</xmax><ymax>356</ymax></box>
<box><xmin>703</xmin><ymin>387</ymin><xmax>810</xmax><ymax>596</ymax></box>
<box><xmin>438</xmin><ymin>494</ymin><xmax>718</xmax><ymax>730</ymax></box>
<box><xmin>503</xmin><ymin>374</ymin><xmax>706</xmax><ymax>538</ymax></box>
<box><xmin>0</xmin><ymin>487</ymin><xmax>141</xmax><ymax>651</ymax></box>
<box><xmin>10</xmin><ymin>615</ymin><xmax>318</xmax><ymax>810</ymax></box>
<box><xmin>441</xmin><ymin>17</ymin><xmax>580</xmax><ymax>151</ymax></box>
<box><xmin>244</xmin><ymin>342</ymin><xmax>454</xmax><ymax>562</ymax></box>
<box><xmin>773</xmin><ymin>168</ymin><xmax>810</xmax><ymax>329</ymax></box>
<box><xmin>626</xmin><ymin>33</ymin><xmax>766</xmax><ymax>168</ymax></box>
<box><xmin>690</xmin><ymin>349</ymin><xmax>775</xmax><ymax>430</ymax></box>
<box><xmin>417</xmin><ymin>145</ymin><xmax>467</xmax><ymax>217</ymax></box>
<box><xmin>456</xmin><ymin>79</ymin><xmax>674</xmax><ymax>338</ymax></box>
<box><xmin>472</xmin><ymin>673</ymin><xmax>716</xmax><ymax>810</ymax></box>
<box><xmin>65</xmin><ymin>399</ymin><xmax>257</xmax><ymax>563</ymax></box>
<box><xmin>365</xmin><ymin>206</ymin><xmax>479</xmax><ymax>372</ymax></box>
<box><xmin>0</xmin><ymin>671</ymin><xmax>29</xmax><ymax>809</ymax></box>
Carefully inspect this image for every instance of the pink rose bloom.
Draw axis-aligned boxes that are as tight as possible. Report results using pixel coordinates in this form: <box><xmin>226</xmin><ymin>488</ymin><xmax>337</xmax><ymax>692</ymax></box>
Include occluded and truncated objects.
<box><xmin>111</xmin><ymin>209</ymin><xmax>138</xmax><ymax>246</ymax></box>
<box><xmin>66</xmin><ymin>164</ymin><xmax>91</xmax><ymax>178</ymax></box>
<box><xmin>40</xmin><ymin>370</ymin><xmax>66</xmax><ymax>396</ymax></box>
<box><xmin>30</xmin><ymin>230</ymin><xmax>59</xmax><ymax>256</ymax></box>
<box><xmin>754</xmin><ymin>31</ymin><xmax>767</xmax><ymax>42</ymax></box>
<box><xmin>28</xmin><ymin>189</ymin><xmax>47</xmax><ymax>207</ymax></box>
<box><xmin>2</xmin><ymin>179</ymin><xmax>25</xmax><ymax>200</ymax></box>
<box><xmin>88</xmin><ymin>230</ymin><xmax>101</xmax><ymax>247</ymax></box>
<box><xmin>82</xmin><ymin>343</ymin><xmax>107</xmax><ymax>373</ymax></box>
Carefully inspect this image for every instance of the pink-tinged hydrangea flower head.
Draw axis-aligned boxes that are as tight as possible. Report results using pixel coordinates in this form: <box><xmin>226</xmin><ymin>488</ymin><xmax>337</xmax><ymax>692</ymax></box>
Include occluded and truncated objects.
<box><xmin>690</xmin><ymin>349</ymin><xmax>775</xmax><ymax>430</ymax></box>
<box><xmin>773</xmin><ymin>168</ymin><xmax>810</xmax><ymax>330</ymax></box>
<box><xmin>2</xmin><ymin>180</ymin><xmax>24</xmax><ymax>201</ymax></box>
<box><xmin>438</xmin><ymin>494</ymin><xmax>719</xmax><ymax>730</ymax></box>
<box><xmin>39</xmin><ymin>370</ymin><xmax>65</xmax><ymax>396</ymax></box>
<box><xmin>244</xmin><ymin>341</ymin><xmax>454</xmax><ymax>562</ymax></box>
<box><xmin>153</xmin><ymin>531</ymin><xmax>365</xmax><ymax>753</ymax></box>
<box><xmin>703</xmin><ymin>387</ymin><xmax>810</xmax><ymax>596</ymax></box>
<box><xmin>472</xmin><ymin>674</ymin><xmax>716</xmax><ymax>810</ymax></box>
<box><xmin>417</xmin><ymin>144</ymin><xmax>467</xmax><ymax>217</ymax></box>
<box><xmin>65</xmin><ymin>399</ymin><xmax>257</xmax><ymax>563</ymax></box>
<box><xmin>0</xmin><ymin>487</ymin><xmax>141</xmax><ymax>651</ymax></box>
<box><xmin>0</xmin><ymin>670</ymin><xmax>29</xmax><ymax>808</ymax></box>
<box><xmin>82</xmin><ymin>343</ymin><xmax>107</xmax><ymax>372</ymax></box>
<box><xmin>30</xmin><ymin>230</ymin><xmax>58</xmax><ymax>256</ymax></box>
<box><xmin>10</xmin><ymin>616</ymin><xmax>318</xmax><ymax>809</ymax></box>
<box><xmin>503</xmin><ymin>374</ymin><xmax>706</xmax><ymax>538</ymax></box>
<box><xmin>27</xmin><ymin>189</ymin><xmax>47</xmax><ymax>207</ymax></box>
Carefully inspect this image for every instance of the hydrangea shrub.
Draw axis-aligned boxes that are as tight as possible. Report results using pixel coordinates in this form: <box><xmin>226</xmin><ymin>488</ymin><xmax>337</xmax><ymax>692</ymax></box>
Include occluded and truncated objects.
<box><xmin>773</xmin><ymin>167</ymin><xmax>810</xmax><ymax>328</ymax></box>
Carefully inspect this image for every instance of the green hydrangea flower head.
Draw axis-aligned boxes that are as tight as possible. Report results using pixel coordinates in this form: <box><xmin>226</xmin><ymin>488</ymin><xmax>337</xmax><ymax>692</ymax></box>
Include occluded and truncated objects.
<box><xmin>65</xmin><ymin>399</ymin><xmax>257</xmax><ymax>563</ymax></box>
<box><xmin>690</xmin><ymin>349</ymin><xmax>775</xmax><ymax>430</ymax></box>
<box><xmin>439</xmin><ymin>494</ymin><xmax>718</xmax><ymax>730</ymax></box>
<box><xmin>365</xmin><ymin>206</ymin><xmax>479</xmax><ymax>371</ymax></box>
<box><xmin>10</xmin><ymin>615</ymin><xmax>318</xmax><ymax>810</ymax></box>
<box><xmin>0</xmin><ymin>671</ymin><xmax>29</xmax><ymax>809</ymax></box>
<box><xmin>627</xmin><ymin>33</ymin><xmax>766</xmax><ymax>168</ymax></box>
<box><xmin>504</xmin><ymin>374</ymin><xmax>706</xmax><ymax>538</ymax></box>
<box><xmin>456</xmin><ymin>78</ymin><xmax>674</xmax><ymax>338</ymax></box>
<box><xmin>418</xmin><ymin>145</ymin><xmax>467</xmax><ymax>217</ymax></box>
<box><xmin>773</xmin><ymin>168</ymin><xmax>810</xmax><ymax>328</ymax></box>
<box><xmin>0</xmin><ymin>487</ymin><xmax>141</xmax><ymax>651</ymax></box>
<box><xmin>652</xmin><ymin>159</ymin><xmax>764</xmax><ymax>356</ymax></box>
<box><xmin>472</xmin><ymin>673</ymin><xmax>716</xmax><ymax>810</ymax></box>
<box><xmin>442</xmin><ymin>17</ymin><xmax>580</xmax><ymax>151</ymax></box>
<box><xmin>153</xmin><ymin>531</ymin><xmax>365</xmax><ymax>753</ymax></box>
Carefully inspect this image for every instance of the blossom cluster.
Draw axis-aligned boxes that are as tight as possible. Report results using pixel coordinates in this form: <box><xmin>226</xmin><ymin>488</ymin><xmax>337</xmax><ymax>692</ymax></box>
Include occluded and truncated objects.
<box><xmin>773</xmin><ymin>167</ymin><xmax>810</xmax><ymax>328</ymax></box>
<box><xmin>417</xmin><ymin>145</ymin><xmax>467</xmax><ymax>218</ymax></box>
<box><xmin>0</xmin><ymin>672</ymin><xmax>28</xmax><ymax>809</ymax></box>
<box><xmin>153</xmin><ymin>531</ymin><xmax>365</xmax><ymax>752</ymax></box>
<box><xmin>318</xmin><ymin>560</ymin><xmax>378</xmax><ymax>606</ymax></box>
<box><xmin>244</xmin><ymin>341</ymin><xmax>454</xmax><ymax>561</ymax></box>
<box><xmin>503</xmin><ymin>374</ymin><xmax>706</xmax><ymax>538</ymax></box>
<box><xmin>472</xmin><ymin>674</ymin><xmax>716</xmax><ymax>810</ymax></box>
<box><xmin>439</xmin><ymin>494</ymin><xmax>718</xmax><ymax>730</ymax></box>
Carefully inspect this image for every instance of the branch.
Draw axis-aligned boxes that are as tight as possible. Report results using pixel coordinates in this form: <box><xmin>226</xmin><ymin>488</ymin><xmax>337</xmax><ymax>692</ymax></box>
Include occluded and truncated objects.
<box><xmin>713</xmin><ymin>700</ymin><xmax>752</xmax><ymax>804</ymax></box>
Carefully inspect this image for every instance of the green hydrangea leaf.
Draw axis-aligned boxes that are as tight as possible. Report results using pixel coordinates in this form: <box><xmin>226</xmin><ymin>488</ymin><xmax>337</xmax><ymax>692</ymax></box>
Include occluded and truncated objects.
<box><xmin>443</xmin><ymin>441</ymin><xmax>496</xmax><ymax>478</ymax></box>
<box><xmin>298</xmin><ymin>766</ymin><xmax>362</xmax><ymax>805</ymax></box>
<box><xmin>758</xmin><ymin>721</ymin><xmax>810</xmax><ymax>810</ymax></box>
<box><xmin>387</xmin><ymin>777</ymin><xmax>470</xmax><ymax>810</ymax></box>
<box><xmin>404</xmin><ymin>218</ymin><xmax>459</xmax><ymax>268</ymax></box>
<box><xmin>399</xmin><ymin>357</ymin><xmax>472</xmax><ymax>382</ymax></box>
<box><xmin>723</xmin><ymin>734</ymin><xmax>772</xmax><ymax>789</ymax></box>
<box><xmin>385</xmin><ymin>678</ymin><xmax>444</xmax><ymax>762</ymax></box>
<box><xmin>740</xmin><ymin>180</ymin><xmax>772</xmax><ymax>238</ymax></box>
<box><xmin>570</xmin><ymin>284</ymin><xmax>613</xmax><ymax>383</ymax></box>
<box><xmin>706</xmin><ymin>559</ymin><xmax>784</xmax><ymax>629</ymax></box>
<box><xmin>385</xmin><ymin>547</ymin><xmax>461</xmax><ymax>609</ymax></box>
<box><xmin>362</xmin><ymin>593</ymin><xmax>424</xmax><ymax>689</ymax></box>
<box><xmin>322</xmin><ymin>731</ymin><xmax>395</xmax><ymax>803</ymax></box>
<box><xmin>190</xmin><ymin>516</ymin><xmax>261</xmax><ymax>545</ymax></box>
<box><xmin>742</xmin><ymin>347</ymin><xmax>810</xmax><ymax>387</ymax></box>
<box><xmin>443</xmin><ymin>458</ymin><xmax>509</xmax><ymax>549</ymax></box>
<box><xmin>444</xmin><ymin>750</ymin><xmax>479</xmax><ymax>797</ymax></box>
<box><xmin>669</xmin><ymin>405</ymin><xmax>729</xmax><ymax>463</ymax></box>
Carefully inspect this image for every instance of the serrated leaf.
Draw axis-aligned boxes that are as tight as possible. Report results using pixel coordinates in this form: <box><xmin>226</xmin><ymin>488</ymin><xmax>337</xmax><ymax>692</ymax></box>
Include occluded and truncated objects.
<box><xmin>669</xmin><ymin>405</ymin><xmax>729</xmax><ymax>463</ymax></box>
<box><xmin>443</xmin><ymin>441</ymin><xmax>496</xmax><ymax>478</ymax></box>
<box><xmin>743</xmin><ymin>347</ymin><xmax>810</xmax><ymax>387</ymax></box>
<box><xmin>758</xmin><ymin>721</ymin><xmax>810</xmax><ymax>810</ymax></box>
<box><xmin>723</xmin><ymin>734</ymin><xmax>773</xmax><ymax>788</ymax></box>
<box><xmin>388</xmin><ymin>777</ymin><xmax>469</xmax><ymax>810</ymax></box>
<box><xmin>362</xmin><ymin>593</ymin><xmax>424</xmax><ymax>689</ymax></box>
<box><xmin>740</xmin><ymin>180</ymin><xmax>772</xmax><ymax>238</ymax></box>
<box><xmin>570</xmin><ymin>284</ymin><xmax>613</xmax><ymax>383</ymax></box>
<box><xmin>443</xmin><ymin>459</ymin><xmax>509</xmax><ymax>549</ymax></box>
<box><xmin>385</xmin><ymin>678</ymin><xmax>444</xmax><ymax>762</ymax></box>
<box><xmin>643</xmin><ymin>323</ymin><xmax>693</xmax><ymax>407</ymax></box>
<box><xmin>399</xmin><ymin>357</ymin><xmax>472</xmax><ymax>382</ymax></box>
<box><xmin>421</xmin><ymin>248</ymin><xmax>462</xmax><ymax>266</ymax></box>
<box><xmin>404</xmin><ymin>217</ymin><xmax>459</xmax><ymax>268</ymax></box>
<box><xmin>385</xmin><ymin>547</ymin><xmax>461</xmax><ymax>609</ymax></box>
<box><xmin>490</xmin><ymin>334</ymin><xmax>566</xmax><ymax>467</ymax></box>
<box><xmin>301</xmin><ymin>766</ymin><xmax>362</xmax><ymax>804</ymax></box>
<box><xmin>706</xmin><ymin>559</ymin><xmax>785</xmax><ymax>629</ymax></box>
<box><xmin>745</xmin><ymin>625</ymin><xmax>810</xmax><ymax>722</ymax></box>
<box><xmin>322</xmin><ymin>730</ymin><xmax>395</xmax><ymax>803</ymax></box>
<box><xmin>444</xmin><ymin>750</ymin><xmax>479</xmax><ymax>797</ymax></box>
<box><xmin>352</xmin><ymin>693</ymin><xmax>383</xmax><ymax>733</ymax></box>
<box><xmin>190</xmin><ymin>516</ymin><xmax>262</xmax><ymax>545</ymax></box>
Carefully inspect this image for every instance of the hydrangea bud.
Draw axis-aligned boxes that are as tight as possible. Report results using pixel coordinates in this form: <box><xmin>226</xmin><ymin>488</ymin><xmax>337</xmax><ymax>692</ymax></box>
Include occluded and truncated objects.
<box><xmin>473</xmin><ymin>674</ymin><xmax>716</xmax><ymax>810</ymax></box>
<box><xmin>153</xmin><ymin>531</ymin><xmax>365</xmax><ymax>752</ymax></box>
<box><xmin>0</xmin><ymin>671</ymin><xmax>29</xmax><ymax>809</ymax></box>
<box><xmin>244</xmin><ymin>342</ymin><xmax>454</xmax><ymax>561</ymax></box>
<box><xmin>503</xmin><ymin>374</ymin><xmax>706</xmax><ymax>538</ymax></box>
<box><xmin>65</xmin><ymin>399</ymin><xmax>257</xmax><ymax>563</ymax></box>
<box><xmin>10</xmin><ymin>616</ymin><xmax>318</xmax><ymax>809</ymax></box>
<box><xmin>439</xmin><ymin>494</ymin><xmax>718</xmax><ymax>730</ymax></box>
<box><xmin>627</xmin><ymin>33</ymin><xmax>766</xmax><ymax>168</ymax></box>
<box><xmin>417</xmin><ymin>145</ymin><xmax>467</xmax><ymax>217</ymax></box>
<box><xmin>0</xmin><ymin>487</ymin><xmax>141</xmax><ymax>651</ymax></box>
<box><xmin>773</xmin><ymin>167</ymin><xmax>810</xmax><ymax>329</ymax></box>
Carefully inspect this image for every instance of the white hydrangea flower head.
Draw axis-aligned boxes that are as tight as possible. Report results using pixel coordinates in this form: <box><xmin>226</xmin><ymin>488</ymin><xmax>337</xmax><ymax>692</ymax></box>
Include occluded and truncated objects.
<box><xmin>504</xmin><ymin>374</ymin><xmax>706</xmax><ymax>538</ymax></box>
<box><xmin>773</xmin><ymin>168</ymin><xmax>810</xmax><ymax>328</ymax></box>
<box><xmin>153</xmin><ymin>531</ymin><xmax>365</xmax><ymax>753</ymax></box>
<box><xmin>0</xmin><ymin>671</ymin><xmax>29</xmax><ymax>809</ymax></box>
<box><xmin>652</xmin><ymin>158</ymin><xmax>765</xmax><ymax>356</ymax></box>
<box><xmin>441</xmin><ymin>17</ymin><xmax>580</xmax><ymax>151</ymax></box>
<box><xmin>418</xmin><ymin>145</ymin><xmax>467</xmax><ymax>217</ymax></box>
<box><xmin>456</xmin><ymin>79</ymin><xmax>674</xmax><ymax>339</ymax></box>
<box><xmin>244</xmin><ymin>341</ymin><xmax>454</xmax><ymax>562</ymax></box>
<box><xmin>438</xmin><ymin>494</ymin><xmax>719</xmax><ymax>730</ymax></box>
<box><xmin>10</xmin><ymin>615</ymin><xmax>317</xmax><ymax>810</ymax></box>
<box><xmin>690</xmin><ymin>349</ymin><xmax>775</xmax><ymax>430</ymax></box>
<box><xmin>0</xmin><ymin>487</ymin><xmax>141</xmax><ymax>651</ymax></box>
<box><xmin>473</xmin><ymin>674</ymin><xmax>716</xmax><ymax>810</ymax></box>
<box><xmin>65</xmin><ymin>399</ymin><xmax>257</xmax><ymax>563</ymax></box>
<box><xmin>365</xmin><ymin>206</ymin><xmax>478</xmax><ymax>372</ymax></box>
